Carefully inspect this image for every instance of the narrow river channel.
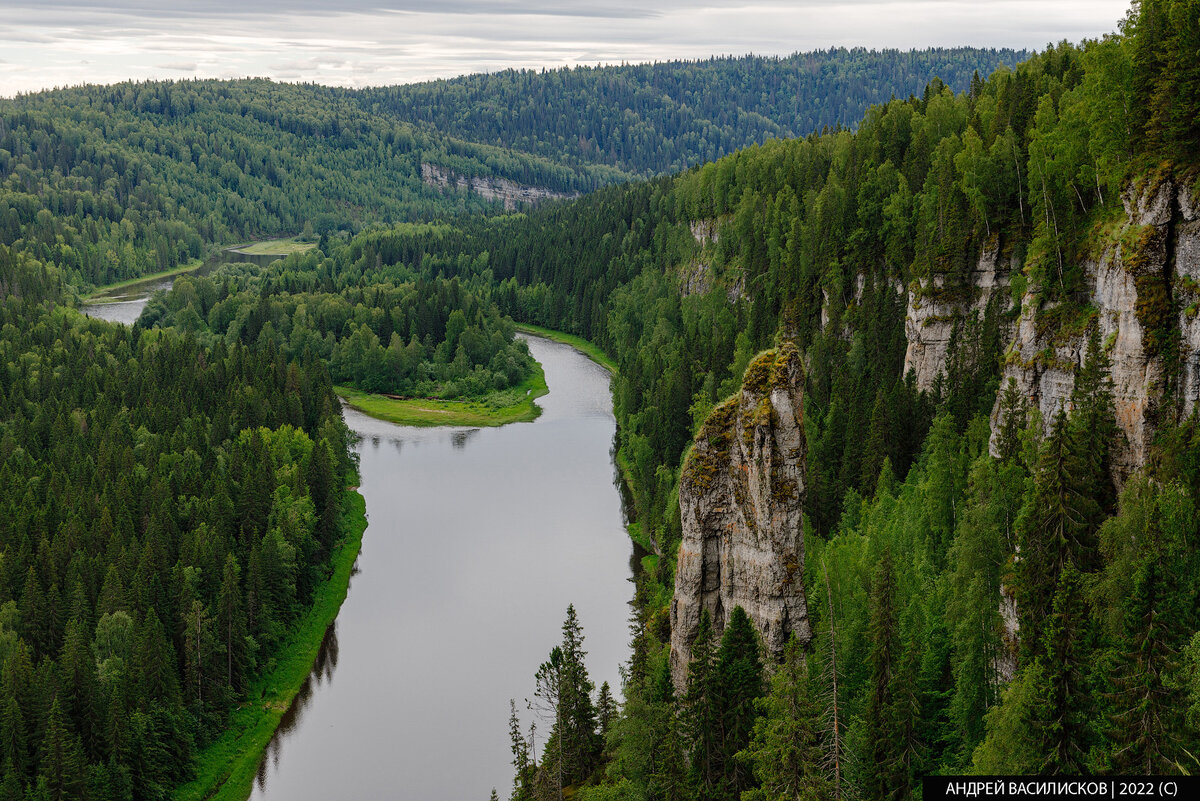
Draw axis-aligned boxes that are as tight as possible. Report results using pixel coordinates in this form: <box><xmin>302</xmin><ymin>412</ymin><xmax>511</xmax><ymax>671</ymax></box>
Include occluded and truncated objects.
<box><xmin>85</xmin><ymin>279</ymin><xmax>637</xmax><ymax>800</ymax></box>
<box><xmin>249</xmin><ymin>335</ymin><xmax>636</xmax><ymax>800</ymax></box>
<box><xmin>87</xmin><ymin>273</ymin><xmax>638</xmax><ymax>796</ymax></box>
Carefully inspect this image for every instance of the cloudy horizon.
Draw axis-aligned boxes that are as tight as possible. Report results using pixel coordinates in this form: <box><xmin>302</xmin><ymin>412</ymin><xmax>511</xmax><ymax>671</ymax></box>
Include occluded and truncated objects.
<box><xmin>1</xmin><ymin>0</ymin><xmax>1132</xmax><ymax>97</ymax></box>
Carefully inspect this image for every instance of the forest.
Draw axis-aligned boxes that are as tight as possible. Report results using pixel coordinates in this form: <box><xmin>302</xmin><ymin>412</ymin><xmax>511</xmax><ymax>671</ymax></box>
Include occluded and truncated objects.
<box><xmin>138</xmin><ymin>237</ymin><xmax>535</xmax><ymax>402</ymax></box>
<box><xmin>0</xmin><ymin>48</ymin><xmax>1022</xmax><ymax>294</ymax></box>
<box><xmin>1</xmin><ymin>1</ymin><xmax>1198</xmax><ymax>799</ymax></box>
<box><xmin>357</xmin><ymin>48</ymin><xmax>1029</xmax><ymax>177</ymax></box>
<box><xmin>315</xmin><ymin>1</ymin><xmax>1200</xmax><ymax>797</ymax></box>
<box><xmin>0</xmin><ymin>245</ymin><xmax>360</xmax><ymax>799</ymax></box>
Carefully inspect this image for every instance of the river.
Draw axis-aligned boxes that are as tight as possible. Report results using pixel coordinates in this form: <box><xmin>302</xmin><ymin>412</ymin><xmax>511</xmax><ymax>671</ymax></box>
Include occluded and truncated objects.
<box><xmin>249</xmin><ymin>336</ymin><xmax>635</xmax><ymax>800</ymax></box>
<box><xmin>83</xmin><ymin>248</ymin><xmax>283</xmax><ymax>325</ymax></box>
<box><xmin>83</xmin><ymin>285</ymin><xmax>638</xmax><ymax>800</ymax></box>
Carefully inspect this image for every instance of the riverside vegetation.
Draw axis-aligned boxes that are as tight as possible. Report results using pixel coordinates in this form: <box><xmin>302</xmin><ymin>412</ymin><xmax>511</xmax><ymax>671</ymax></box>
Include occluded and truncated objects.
<box><xmin>0</xmin><ymin>250</ymin><xmax>360</xmax><ymax>801</ymax></box>
<box><xmin>0</xmin><ymin>12</ymin><xmax>1192</xmax><ymax>801</ymax></box>
<box><xmin>331</xmin><ymin>2</ymin><xmax>1200</xmax><ymax>798</ymax></box>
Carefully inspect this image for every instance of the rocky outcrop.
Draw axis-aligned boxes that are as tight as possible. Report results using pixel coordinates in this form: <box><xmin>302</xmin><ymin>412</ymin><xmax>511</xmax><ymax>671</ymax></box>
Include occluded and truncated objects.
<box><xmin>904</xmin><ymin>239</ymin><xmax>1013</xmax><ymax>392</ymax></box>
<box><xmin>420</xmin><ymin>163</ymin><xmax>578</xmax><ymax>210</ymax></box>
<box><xmin>680</xmin><ymin>218</ymin><xmax>745</xmax><ymax>301</ymax></box>
<box><xmin>989</xmin><ymin>176</ymin><xmax>1198</xmax><ymax>482</ymax></box>
<box><xmin>1175</xmin><ymin>182</ymin><xmax>1200</xmax><ymax>416</ymax></box>
<box><xmin>670</xmin><ymin>343</ymin><xmax>810</xmax><ymax>689</ymax></box>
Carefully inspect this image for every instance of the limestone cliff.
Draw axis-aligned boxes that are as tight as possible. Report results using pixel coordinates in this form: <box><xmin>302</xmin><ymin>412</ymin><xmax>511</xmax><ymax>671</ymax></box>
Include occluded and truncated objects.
<box><xmin>420</xmin><ymin>163</ymin><xmax>578</xmax><ymax>210</ymax></box>
<box><xmin>680</xmin><ymin>217</ymin><xmax>745</xmax><ymax>301</ymax></box>
<box><xmin>903</xmin><ymin>239</ymin><xmax>1015</xmax><ymax>392</ymax></box>
<box><xmin>989</xmin><ymin>176</ymin><xmax>1200</xmax><ymax>482</ymax></box>
<box><xmin>670</xmin><ymin>343</ymin><xmax>810</xmax><ymax>689</ymax></box>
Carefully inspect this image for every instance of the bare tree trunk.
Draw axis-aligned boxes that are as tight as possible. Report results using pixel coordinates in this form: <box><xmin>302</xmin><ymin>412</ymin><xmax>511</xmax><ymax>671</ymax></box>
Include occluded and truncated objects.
<box><xmin>1012</xmin><ymin>137</ymin><xmax>1026</xmax><ymax>228</ymax></box>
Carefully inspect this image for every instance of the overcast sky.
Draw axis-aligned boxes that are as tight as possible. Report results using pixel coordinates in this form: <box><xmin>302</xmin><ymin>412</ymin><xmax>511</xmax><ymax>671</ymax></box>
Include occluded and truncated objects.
<box><xmin>0</xmin><ymin>1</ymin><xmax>1132</xmax><ymax>97</ymax></box>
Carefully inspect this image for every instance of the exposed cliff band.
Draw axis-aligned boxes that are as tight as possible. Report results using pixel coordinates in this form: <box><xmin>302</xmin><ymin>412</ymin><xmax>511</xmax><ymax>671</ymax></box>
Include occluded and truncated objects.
<box><xmin>670</xmin><ymin>343</ymin><xmax>811</xmax><ymax>689</ymax></box>
<box><xmin>989</xmin><ymin>176</ymin><xmax>1200</xmax><ymax>481</ymax></box>
<box><xmin>420</xmin><ymin>162</ymin><xmax>579</xmax><ymax>210</ymax></box>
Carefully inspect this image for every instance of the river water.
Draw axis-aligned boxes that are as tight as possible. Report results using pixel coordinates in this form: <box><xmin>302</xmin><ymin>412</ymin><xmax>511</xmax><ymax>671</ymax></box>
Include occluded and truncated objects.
<box><xmin>83</xmin><ymin>273</ymin><xmax>637</xmax><ymax>800</ymax></box>
<box><xmin>249</xmin><ymin>335</ymin><xmax>635</xmax><ymax>801</ymax></box>
<box><xmin>83</xmin><ymin>248</ymin><xmax>282</xmax><ymax>325</ymax></box>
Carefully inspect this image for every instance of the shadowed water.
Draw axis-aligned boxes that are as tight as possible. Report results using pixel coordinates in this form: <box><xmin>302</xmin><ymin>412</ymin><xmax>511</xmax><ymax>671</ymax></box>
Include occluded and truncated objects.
<box><xmin>249</xmin><ymin>334</ymin><xmax>636</xmax><ymax>801</ymax></box>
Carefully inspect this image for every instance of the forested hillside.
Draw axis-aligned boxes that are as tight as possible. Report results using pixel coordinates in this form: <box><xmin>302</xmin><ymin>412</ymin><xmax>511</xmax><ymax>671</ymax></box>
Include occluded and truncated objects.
<box><xmin>2</xmin><ymin>4</ymin><xmax>1197</xmax><ymax>799</ymax></box>
<box><xmin>358</xmin><ymin>48</ymin><xmax>1029</xmax><ymax>176</ymax></box>
<box><xmin>0</xmin><ymin>248</ymin><xmax>362</xmax><ymax>799</ymax></box>
<box><xmin>1</xmin><ymin>48</ymin><xmax>1022</xmax><ymax>294</ymax></box>
<box><xmin>312</xmin><ymin>1</ymin><xmax>1200</xmax><ymax>795</ymax></box>
<box><xmin>0</xmin><ymin>79</ymin><xmax>618</xmax><ymax>293</ymax></box>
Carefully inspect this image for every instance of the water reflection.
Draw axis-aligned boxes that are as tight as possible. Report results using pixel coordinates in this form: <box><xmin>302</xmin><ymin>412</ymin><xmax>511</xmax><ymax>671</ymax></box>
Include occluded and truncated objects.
<box><xmin>451</xmin><ymin>429</ymin><xmax>479</xmax><ymax>449</ymax></box>
<box><xmin>255</xmin><ymin>622</ymin><xmax>341</xmax><ymax>791</ymax></box>
<box><xmin>249</xmin><ymin>335</ymin><xmax>636</xmax><ymax>801</ymax></box>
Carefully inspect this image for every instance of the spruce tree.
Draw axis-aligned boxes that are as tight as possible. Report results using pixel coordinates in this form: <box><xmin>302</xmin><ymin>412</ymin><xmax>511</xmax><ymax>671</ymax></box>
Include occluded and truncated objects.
<box><xmin>713</xmin><ymin>606</ymin><xmax>764</xmax><ymax>800</ymax></box>
<box><xmin>1069</xmin><ymin>326</ymin><xmax>1118</xmax><ymax>514</ymax></box>
<box><xmin>596</xmin><ymin>682</ymin><xmax>617</xmax><ymax>739</ymax></box>
<box><xmin>38</xmin><ymin>698</ymin><xmax>86</xmax><ymax>801</ymax></box>
<box><xmin>863</xmin><ymin>550</ymin><xmax>900</xmax><ymax>801</ymax></box>
<box><xmin>683</xmin><ymin>609</ymin><xmax>720</xmax><ymax>799</ymax></box>
<box><xmin>216</xmin><ymin>554</ymin><xmax>247</xmax><ymax>696</ymax></box>
<box><xmin>740</xmin><ymin>635</ymin><xmax>832</xmax><ymax>801</ymax></box>
<box><xmin>1104</xmin><ymin>482</ymin><xmax>1198</xmax><ymax>773</ymax></box>
<box><xmin>1015</xmin><ymin>411</ymin><xmax>1101</xmax><ymax>653</ymax></box>
<box><xmin>1</xmin><ymin>693</ymin><xmax>27</xmax><ymax>781</ymax></box>
<box><xmin>508</xmin><ymin>699</ymin><xmax>535</xmax><ymax>801</ymax></box>
<box><xmin>1036</xmin><ymin>562</ymin><xmax>1094</xmax><ymax>774</ymax></box>
<box><xmin>558</xmin><ymin>605</ymin><xmax>601</xmax><ymax>785</ymax></box>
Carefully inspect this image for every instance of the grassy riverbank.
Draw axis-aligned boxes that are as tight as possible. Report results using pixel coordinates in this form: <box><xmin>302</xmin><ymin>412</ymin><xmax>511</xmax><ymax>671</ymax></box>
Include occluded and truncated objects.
<box><xmin>172</xmin><ymin>488</ymin><xmax>368</xmax><ymax>801</ymax></box>
<box><xmin>516</xmin><ymin>323</ymin><xmax>616</xmax><ymax>373</ymax></box>
<box><xmin>335</xmin><ymin>360</ymin><xmax>548</xmax><ymax>427</ymax></box>
<box><xmin>82</xmin><ymin>258</ymin><xmax>205</xmax><ymax>301</ymax></box>
<box><xmin>230</xmin><ymin>238</ymin><xmax>317</xmax><ymax>256</ymax></box>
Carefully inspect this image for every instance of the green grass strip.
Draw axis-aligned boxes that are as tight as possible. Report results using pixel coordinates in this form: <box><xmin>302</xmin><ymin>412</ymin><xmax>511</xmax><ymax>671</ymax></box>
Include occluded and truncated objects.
<box><xmin>172</xmin><ymin>489</ymin><xmax>368</xmax><ymax>801</ymax></box>
<box><xmin>82</xmin><ymin>258</ymin><xmax>206</xmax><ymax>300</ymax></box>
<box><xmin>515</xmin><ymin>323</ymin><xmax>617</xmax><ymax>373</ymax></box>
<box><xmin>335</xmin><ymin>359</ymin><xmax>548</xmax><ymax>428</ymax></box>
<box><xmin>229</xmin><ymin>238</ymin><xmax>317</xmax><ymax>256</ymax></box>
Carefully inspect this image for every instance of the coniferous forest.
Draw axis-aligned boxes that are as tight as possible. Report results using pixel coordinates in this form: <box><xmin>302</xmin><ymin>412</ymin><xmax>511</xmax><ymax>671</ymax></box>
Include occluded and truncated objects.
<box><xmin>2</xmin><ymin>2</ymin><xmax>1200</xmax><ymax>800</ymax></box>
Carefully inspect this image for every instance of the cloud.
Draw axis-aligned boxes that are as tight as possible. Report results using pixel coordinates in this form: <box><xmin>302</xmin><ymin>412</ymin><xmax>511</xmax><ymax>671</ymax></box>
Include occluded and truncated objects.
<box><xmin>0</xmin><ymin>0</ymin><xmax>1132</xmax><ymax>97</ymax></box>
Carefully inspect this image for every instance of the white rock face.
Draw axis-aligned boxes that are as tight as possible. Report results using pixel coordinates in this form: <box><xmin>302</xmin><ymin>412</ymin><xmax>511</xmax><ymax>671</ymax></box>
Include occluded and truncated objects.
<box><xmin>670</xmin><ymin>344</ymin><xmax>810</xmax><ymax>690</ymax></box>
<box><xmin>680</xmin><ymin>218</ymin><xmax>745</xmax><ymax>301</ymax></box>
<box><xmin>420</xmin><ymin>163</ymin><xmax>578</xmax><ymax>210</ymax></box>
<box><xmin>1176</xmin><ymin>184</ymin><xmax>1200</xmax><ymax>418</ymax></box>
<box><xmin>903</xmin><ymin>240</ymin><xmax>1012</xmax><ymax>391</ymax></box>
<box><xmin>988</xmin><ymin>178</ymin><xmax>1196</xmax><ymax>483</ymax></box>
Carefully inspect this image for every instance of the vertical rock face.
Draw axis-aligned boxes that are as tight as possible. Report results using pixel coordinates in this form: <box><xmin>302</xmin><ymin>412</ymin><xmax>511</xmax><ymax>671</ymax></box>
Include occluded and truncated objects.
<box><xmin>1175</xmin><ymin>182</ymin><xmax>1200</xmax><ymax>417</ymax></box>
<box><xmin>989</xmin><ymin>177</ymin><xmax>1198</xmax><ymax>483</ymax></box>
<box><xmin>420</xmin><ymin>162</ymin><xmax>579</xmax><ymax>209</ymax></box>
<box><xmin>670</xmin><ymin>343</ymin><xmax>810</xmax><ymax>689</ymax></box>
<box><xmin>680</xmin><ymin>217</ymin><xmax>745</xmax><ymax>301</ymax></box>
<box><xmin>903</xmin><ymin>239</ymin><xmax>1014</xmax><ymax>392</ymax></box>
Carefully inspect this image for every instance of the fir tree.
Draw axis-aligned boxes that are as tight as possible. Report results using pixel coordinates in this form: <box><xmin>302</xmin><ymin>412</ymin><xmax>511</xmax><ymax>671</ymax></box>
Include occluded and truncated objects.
<box><xmin>740</xmin><ymin>635</ymin><xmax>832</xmax><ymax>801</ymax></box>
<box><xmin>38</xmin><ymin>698</ymin><xmax>86</xmax><ymax>801</ymax></box>
<box><xmin>1015</xmin><ymin>411</ymin><xmax>1102</xmax><ymax>654</ymax></box>
<box><xmin>712</xmin><ymin>606</ymin><xmax>764</xmax><ymax>799</ymax></box>
<box><xmin>683</xmin><ymin>609</ymin><xmax>720</xmax><ymax>799</ymax></box>
<box><xmin>1036</xmin><ymin>562</ymin><xmax>1094</xmax><ymax>774</ymax></box>
<box><xmin>596</xmin><ymin>681</ymin><xmax>617</xmax><ymax>739</ymax></box>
